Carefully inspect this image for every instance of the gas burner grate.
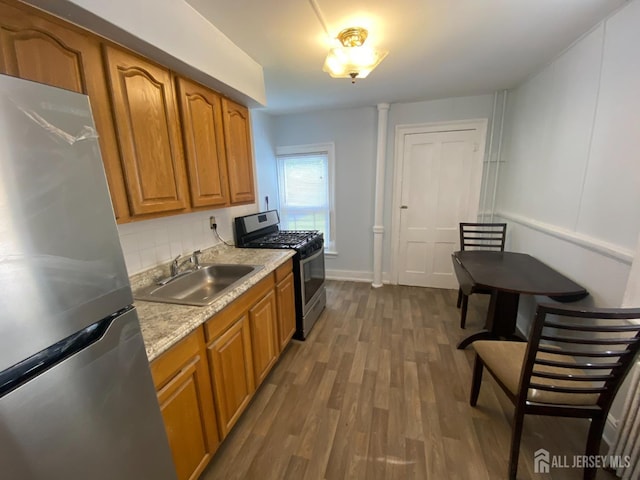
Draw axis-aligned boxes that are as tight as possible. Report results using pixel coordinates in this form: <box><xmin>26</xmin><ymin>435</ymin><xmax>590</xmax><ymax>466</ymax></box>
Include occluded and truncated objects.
<box><xmin>258</xmin><ymin>230</ymin><xmax>317</xmax><ymax>246</ymax></box>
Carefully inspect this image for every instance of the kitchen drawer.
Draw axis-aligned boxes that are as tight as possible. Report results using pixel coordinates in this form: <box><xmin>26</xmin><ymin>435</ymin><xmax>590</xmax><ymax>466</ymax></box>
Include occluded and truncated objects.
<box><xmin>150</xmin><ymin>328</ymin><xmax>201</xmax><ymax>390</ymax></box>
<box><xmin>274</xmin><ymin>258</ymin><xmax>293</xmax><ymax>282</ymax></box>
<box><xmin>204</xmin><ymin>274</ymin><xmax>274</xmax><ymax>342</ymax></box>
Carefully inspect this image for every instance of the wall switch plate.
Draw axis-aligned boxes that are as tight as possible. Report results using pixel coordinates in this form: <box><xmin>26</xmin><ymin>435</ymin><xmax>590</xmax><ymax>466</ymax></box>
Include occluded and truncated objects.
<box><xmin>209</xmin><ymin>216</ymin><xmax>216</xmax><ymax>230</ymax></box>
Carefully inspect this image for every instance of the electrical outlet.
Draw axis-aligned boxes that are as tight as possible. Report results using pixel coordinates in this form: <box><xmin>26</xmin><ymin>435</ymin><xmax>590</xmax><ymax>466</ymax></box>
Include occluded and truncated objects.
<box><xmin>209</xmin><ymin>216</ymin><xmax>216</xmax><ymax>230</ymax></box>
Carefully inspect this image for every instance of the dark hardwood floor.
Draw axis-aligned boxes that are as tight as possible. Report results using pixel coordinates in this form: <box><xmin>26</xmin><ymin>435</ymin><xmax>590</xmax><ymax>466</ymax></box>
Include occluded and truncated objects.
<box><xmin>201</xmin><ymin>281</ymin><xmax>618</xmax><ymax>479</ymax></box>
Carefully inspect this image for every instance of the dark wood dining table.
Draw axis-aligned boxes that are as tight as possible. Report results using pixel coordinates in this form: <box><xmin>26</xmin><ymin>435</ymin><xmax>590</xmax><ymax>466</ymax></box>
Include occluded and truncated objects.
<box><xmin>452</xmin><ymin>251</ymin><xmax>588</xmax><ymax>349</ymax></box>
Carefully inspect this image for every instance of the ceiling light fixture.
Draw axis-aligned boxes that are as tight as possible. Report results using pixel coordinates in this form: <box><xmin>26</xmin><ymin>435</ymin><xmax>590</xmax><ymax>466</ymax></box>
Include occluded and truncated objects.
<box><xmin>323</xmin><ymin>27</ymin><xmax>388</xmax><ymax>83</ymax></box>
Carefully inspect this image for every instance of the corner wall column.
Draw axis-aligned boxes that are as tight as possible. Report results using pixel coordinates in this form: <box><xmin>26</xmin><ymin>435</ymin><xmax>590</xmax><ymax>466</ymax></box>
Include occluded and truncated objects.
<box><xmin>372</xmin><ymin>103</ymin><xmax>390</xmax><ymax>288</ymax></box>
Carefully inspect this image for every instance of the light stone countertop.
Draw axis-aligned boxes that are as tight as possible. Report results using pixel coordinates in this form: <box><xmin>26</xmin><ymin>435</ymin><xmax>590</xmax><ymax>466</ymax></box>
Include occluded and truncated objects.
<box><xmin>132</xmin><ymin>244</ymin><xmax>295</xmax><ymax>362</ymax></box>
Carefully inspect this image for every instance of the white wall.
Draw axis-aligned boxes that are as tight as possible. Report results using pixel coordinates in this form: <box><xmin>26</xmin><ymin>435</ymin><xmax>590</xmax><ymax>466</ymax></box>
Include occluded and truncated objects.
<box><xmin>21</xmin><ymin>0</ymin><xmax>272</xmax><ymax>276</ymax></box>
<box><xmin>497</xmin><ymin>0</ymin><xmax>640</xmax><ymax>307</ymax></box>
<box><xmin>116</xmin><ymin>109</ymin><xmax>277</xmax><ymax>277</ymax></box>
<box><xmin>623</xmin><ymin>234</ymin><xmax>640</xmax><ymax>307</ymax></box>
<box><xmin>272</xmin><ymin>107</ymin><xmax>377</xmax><ymax>279</ymax></box>
<box><xmin>117</xmin><ymin>204</ymin><xmax>255</xmax><ymax>275</ymax></box>
<box><xmin>496</xmin><ymin>0</ymin><xmax>640</xmax><ymax>442</ymax></box>
<box><xmin>251</xmin><ymin>110</ymin><xmax>279</xmax><ymax>213</ymax></box>
<box><xmin>127</xmin><ymin>92</ymin><xmax>494</xmax><ymax>281</ymax></box>
<box><xmin>382</xmin><ymin>95</ymin><xmax>497</xmax><ymax>278</ymax></box>
<box><xmin>257</xmin><ymin>95</ymin><xmax>496</xmax><ymax>280</ymax></box>
<box><xmin>26</xmin><ymin>0</ymin><xmax>266</xmax><ymax>106</ymax></box>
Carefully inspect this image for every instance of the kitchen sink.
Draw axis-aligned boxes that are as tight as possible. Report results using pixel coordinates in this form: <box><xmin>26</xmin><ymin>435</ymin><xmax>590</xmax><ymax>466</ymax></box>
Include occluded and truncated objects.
<box><xmin>134</xmin><ymin>264</ymin><xmax>263</xmax><ymax>306</ymax></box>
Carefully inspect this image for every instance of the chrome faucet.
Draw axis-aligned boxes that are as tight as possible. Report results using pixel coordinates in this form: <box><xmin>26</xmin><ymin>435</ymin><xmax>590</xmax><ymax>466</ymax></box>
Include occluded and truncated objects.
<box><xmin>192</xmin><ymin>249</ymin><xmax>202</xmax><ymax>269</ymax></box>
<box><xmin>170</xmin><ymin>250</ymin><xmax>202</xmax><ymax>276</ymax></box>
<box><xmin>157</xmin><ymin>250</ymin><xmax>202</xmax><ymax>285</ymax></box>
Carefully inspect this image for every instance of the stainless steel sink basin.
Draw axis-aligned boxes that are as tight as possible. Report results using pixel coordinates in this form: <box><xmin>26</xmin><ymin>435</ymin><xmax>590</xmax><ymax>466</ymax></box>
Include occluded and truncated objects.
<box><xmin>134</xmin><ymin>264</ymin><xmax>263</xmax><ymax>306</ymax></box>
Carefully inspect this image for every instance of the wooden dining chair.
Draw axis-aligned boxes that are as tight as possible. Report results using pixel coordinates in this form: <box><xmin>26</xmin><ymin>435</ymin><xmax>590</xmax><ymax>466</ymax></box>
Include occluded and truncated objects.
<box><xmin>469</xmin><ymin>303</ymin><xmax>640</xmax><ymax>480</ymax></box>
<box><xmin>456</xmin><ymin>222</ymin><xmax>507</xmax><ymax>328</ymax></box>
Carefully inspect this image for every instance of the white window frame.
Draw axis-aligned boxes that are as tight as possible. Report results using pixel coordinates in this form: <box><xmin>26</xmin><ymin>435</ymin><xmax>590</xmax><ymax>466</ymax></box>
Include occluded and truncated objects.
<box><xmin>275</xmin><ymin>142</ymin><xmax>336</xmax><ymax>255</ymax></box>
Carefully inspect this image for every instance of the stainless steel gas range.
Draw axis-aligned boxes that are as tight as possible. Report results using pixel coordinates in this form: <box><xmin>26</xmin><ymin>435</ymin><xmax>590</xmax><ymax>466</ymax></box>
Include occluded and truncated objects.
<box><xmin>234</xmin><ymin>210</ymin><xmax>326</xmax><ymax>340</ymax></box>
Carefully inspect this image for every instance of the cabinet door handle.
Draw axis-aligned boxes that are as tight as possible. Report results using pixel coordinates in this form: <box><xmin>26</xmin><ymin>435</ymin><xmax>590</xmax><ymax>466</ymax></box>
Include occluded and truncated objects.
<box><xmin>401</xmin><ymin>205</ymin><xmax>408</xmax><ymax>209</ymax></box>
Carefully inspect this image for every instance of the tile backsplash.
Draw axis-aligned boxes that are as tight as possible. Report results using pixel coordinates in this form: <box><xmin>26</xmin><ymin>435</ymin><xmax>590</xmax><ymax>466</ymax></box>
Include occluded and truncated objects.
<box><xmin>117</xmin><ymin>204</ymin><xmax>256</xmax><ymax>275</ymax></box>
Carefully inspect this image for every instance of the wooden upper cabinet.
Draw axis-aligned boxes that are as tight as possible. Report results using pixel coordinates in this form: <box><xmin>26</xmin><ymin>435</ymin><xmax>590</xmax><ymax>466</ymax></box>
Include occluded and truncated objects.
<box><xmin>0</xmin><ymin>0</ymin><xmax>130</xmax><ymax>222</ymax></box>
<box><xmin>221</xmin><ymin>98</ymin><xmax>255</xmax><ymax>205</ymax></box>
<box><xmin>0</xmin><ymin>0</ymin><xmax>259</xmax><ymax>222</ymax></box>
<box><xmin>176</xmin><ymin>77</ymin><xmax>229</xmax><ymax>208</ymax></box>
<box><xmin>103</xmin><ymin>45</ymin><xmax>189</xmax><ymax>216</ymax></box>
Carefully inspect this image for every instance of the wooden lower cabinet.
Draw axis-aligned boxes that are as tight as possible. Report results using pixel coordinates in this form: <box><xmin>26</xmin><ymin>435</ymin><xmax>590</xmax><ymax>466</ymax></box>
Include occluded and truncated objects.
<box><xmin>150</xmin><ymin>261</ymin><xmax>296</xmax><ymax>476</ymax></box>
<box><xmin>248</xmin><ymin>290</ymin><xmax>279</xmax><ymax>385</ymax></box>
<box><xmin>275</xmin><ymin>260</ymin><xmax>296</xmax><ymax>350</ymax></box>
<box><xmin>204</xmin><ymin>268</ymin><xmax>292</xmax><ymax>441</ymax></box>
<box><xmin>207</xmin><ymin>314</ymin><xmax>255</xmax><ymax>438</ymax></box>
<box><xmin>150</xmin><ymin>329</ymin><xmax>219</xmax><ymax>480</ymax></box>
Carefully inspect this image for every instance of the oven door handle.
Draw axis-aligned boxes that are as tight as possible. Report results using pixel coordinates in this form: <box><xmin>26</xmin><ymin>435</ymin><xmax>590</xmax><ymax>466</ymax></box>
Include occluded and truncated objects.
<box><xmin>300</xmin><ymin>247</ymin><xmax>324</xmax><ymax>264</ymax></box>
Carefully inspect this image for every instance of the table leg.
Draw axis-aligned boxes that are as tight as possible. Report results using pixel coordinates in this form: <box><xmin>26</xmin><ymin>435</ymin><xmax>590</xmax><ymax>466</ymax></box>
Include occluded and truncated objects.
<box><xmin>488</xmin><ymin>290</ymin><xmax>520</xmax><ymax>337</ymax></box>
<box><xmin>456</xmin><ymin>290</ymin><xmax>521</xmax><ymax>350</ymax></box>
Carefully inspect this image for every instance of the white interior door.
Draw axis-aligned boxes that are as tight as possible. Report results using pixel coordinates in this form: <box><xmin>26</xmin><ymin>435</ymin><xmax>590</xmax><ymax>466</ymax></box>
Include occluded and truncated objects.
<box><xmin>397</xmin><ymin>129</ymin><xmax>484</xmax><ymax>288</ymax></box>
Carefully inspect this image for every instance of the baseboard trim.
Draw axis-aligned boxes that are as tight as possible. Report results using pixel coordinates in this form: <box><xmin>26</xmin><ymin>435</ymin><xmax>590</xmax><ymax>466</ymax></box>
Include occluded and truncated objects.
<box><xmin>326</xmin><ymin>269</ymin><xmax>373</xmax><ymax>283</ymax></box>
<box><xmin>325</xmin><ymin>269</ymin><xmax>394</xmax><ymax>284</ymax></box>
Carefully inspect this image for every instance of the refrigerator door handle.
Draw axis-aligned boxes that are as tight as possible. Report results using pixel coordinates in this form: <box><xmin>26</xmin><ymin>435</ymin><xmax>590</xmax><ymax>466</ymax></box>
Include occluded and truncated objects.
<box><xmin>0</xmin><ymin>307</ymin><xmax>133</xmax><ymax>398</ymax></box>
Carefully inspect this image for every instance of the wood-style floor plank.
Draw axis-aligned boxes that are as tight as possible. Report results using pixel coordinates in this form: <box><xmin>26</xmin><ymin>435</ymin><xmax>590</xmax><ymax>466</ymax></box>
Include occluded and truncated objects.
<box><xmin>201</xmin><ymin>281</ymin><xmax>617</xmax><ymax>479</ymax></box>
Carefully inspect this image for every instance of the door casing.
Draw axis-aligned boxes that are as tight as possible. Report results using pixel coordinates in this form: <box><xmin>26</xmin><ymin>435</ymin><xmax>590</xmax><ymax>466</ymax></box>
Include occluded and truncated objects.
<box><xmin>390</xmin><ymin>119</ymin><xmax>488</xmax><ymax>286</ymax></box>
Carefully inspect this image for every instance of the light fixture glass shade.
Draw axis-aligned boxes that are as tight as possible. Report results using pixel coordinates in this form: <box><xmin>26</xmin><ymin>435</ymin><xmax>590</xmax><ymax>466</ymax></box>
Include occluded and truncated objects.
<box><xmin>323</xmin><ymin>45</ymin><xmax>388</xmax><ymax>78</ymax></box>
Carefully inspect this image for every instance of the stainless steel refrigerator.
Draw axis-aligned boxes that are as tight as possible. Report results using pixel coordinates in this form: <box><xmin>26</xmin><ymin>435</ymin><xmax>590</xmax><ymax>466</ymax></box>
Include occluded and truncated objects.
<box><xmin>0</xmin><ymin>74</ymin><xmax>177</xmax><ymax>479</ymax></box>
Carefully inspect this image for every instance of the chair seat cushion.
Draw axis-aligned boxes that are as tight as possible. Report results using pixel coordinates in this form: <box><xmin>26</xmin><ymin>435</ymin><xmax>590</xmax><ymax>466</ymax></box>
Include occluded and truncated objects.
<box><xmin>472</xmin><ymin>340</ymin><xmax>599</xmax><ymax>406</ymax></box>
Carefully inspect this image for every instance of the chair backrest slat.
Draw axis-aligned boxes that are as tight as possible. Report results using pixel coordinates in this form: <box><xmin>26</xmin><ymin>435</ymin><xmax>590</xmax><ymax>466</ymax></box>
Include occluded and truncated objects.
<box><xmin>464</xmin><ymin>235</ymin><xmax>504</xmax><ymax>240</ymax></box>
<box><xmin>463</xmin><ymin>243</ymin><xmax>503</xmax><ymax>249</ymax></box>
<box><xmin>537</xmin><ymin>346</ymin><xmax>630</xmax><ymax>358</ymax></box>
<box><xmin>532</xmin><ymin>371</ymin><xmax>614</xmax><ymax>382</ymax></box>
<box><xmin>518</xmin><ymin>303</ymin><xmax>640</xmax><ymax>409</ymax></box>
<box><xmin>459</xmin><ymin>222</ymin><xmax>507</xmax><ymax>251</ymax></box>
<box><xmin>535</xmin><ymin>358</ymin><xmax>622</xmax><ymax>370</ymax></box>
<box><xmin>545</xmin><ymin>321</ymin><xmax>640</xmax><ymax>333</ymax></box>
<box><xmin>540</xmin><ymin>334</ymin><xmax>636</xmax><ymax>345</ymax></box>
<box><xmin>529</xmin><ymin>383</ymin><xmax>607</xmax><ymax>395</ymax></box>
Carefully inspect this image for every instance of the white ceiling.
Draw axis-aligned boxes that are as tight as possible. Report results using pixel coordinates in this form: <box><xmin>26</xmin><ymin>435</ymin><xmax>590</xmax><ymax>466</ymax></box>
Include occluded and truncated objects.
<box><xmin>186</xmin><ymin>0</ymin><xmax>626</xmax><ymax>114</ymax></box>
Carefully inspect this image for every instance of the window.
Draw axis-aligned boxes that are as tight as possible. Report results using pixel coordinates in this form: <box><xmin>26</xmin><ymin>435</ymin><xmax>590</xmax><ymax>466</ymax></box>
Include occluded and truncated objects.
<box><xmin>276</xmin><ymin>143</ymin><xmax>335</xmax><ymax>253</ymax></box>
